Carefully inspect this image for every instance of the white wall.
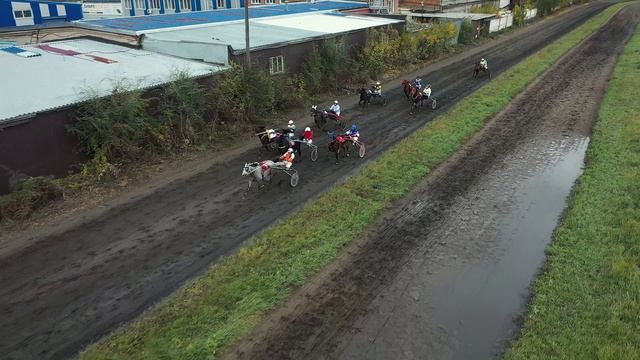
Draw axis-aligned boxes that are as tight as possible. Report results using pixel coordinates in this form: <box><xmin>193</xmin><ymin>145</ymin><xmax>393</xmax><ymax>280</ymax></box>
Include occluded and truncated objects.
<box><xmin>143</xmin><ymin>37</ymin><xmax>230</xmax><ymax>66</ymax></box>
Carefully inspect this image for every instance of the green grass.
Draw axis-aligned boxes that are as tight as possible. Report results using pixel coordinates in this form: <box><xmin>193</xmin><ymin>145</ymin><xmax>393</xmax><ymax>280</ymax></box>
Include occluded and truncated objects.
<box><xmin>79</xmin><ymin>3</ymin><xmax>631</xmax><ymax>359</ymax></box>
<box><xmin>505</xmin><ymin>22</ymin><xmax>640</xmax><ymax>360</ymax></box>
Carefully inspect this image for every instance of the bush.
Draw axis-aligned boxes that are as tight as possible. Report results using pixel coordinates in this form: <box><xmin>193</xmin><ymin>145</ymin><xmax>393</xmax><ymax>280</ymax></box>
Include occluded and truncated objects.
<box><xmin>514</xmin><ymin>4</ymin><xmax>526</xmax><ymax>26</ymax></box>
<box><xmin>0</xmin><ymin>176</ymin><xmax>63</xmax><ymax>221</ymax></box>
<box><xmin>470</xmin><ymin>4</ymin><xmax>499</xmax><ymax>14</ymax></box>
<box><xmin>159</xmin><ymin>71</ymin><xmax>208</xmax><ymax>149</ymax></box>
<box><xmin>69</xmin><ymin>81</ymin><xmax>151</xmax><ymax>162</ymax></box>
<box><xmin>459</xmin><ymin>19</ymin><xmax>475</xmax><ymax>44</ymax></box>
<box><xmin>301</xmin><ymin>47</ymin><xmax>324</xmax><ymax>94</ymax></box>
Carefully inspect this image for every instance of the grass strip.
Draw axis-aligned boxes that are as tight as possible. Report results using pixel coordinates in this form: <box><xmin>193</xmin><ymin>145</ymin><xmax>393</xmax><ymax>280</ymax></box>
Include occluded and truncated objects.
<box><xmin>80</xmin><ymin>4</ymin><xmax>630</xmax><ymax>359</ymax></box>
<box><xmin>505</xmin><ymin>22</ymin><xmax>640</xmax><ymax>360</ymax></box>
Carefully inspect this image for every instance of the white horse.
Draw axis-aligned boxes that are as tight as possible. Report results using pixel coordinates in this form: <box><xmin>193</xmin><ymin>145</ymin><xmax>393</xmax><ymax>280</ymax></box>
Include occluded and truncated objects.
<box><xmin>242</xmin><ymin>160</ymin><xmax>275</xmax><ymax>191</ymax></box>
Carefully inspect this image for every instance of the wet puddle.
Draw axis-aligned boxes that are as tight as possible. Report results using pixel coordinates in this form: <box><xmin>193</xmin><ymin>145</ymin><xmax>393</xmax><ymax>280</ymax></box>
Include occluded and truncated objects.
<box><xmin>431</xmin><ymin>137</ymin><xmax>590</xmax><ymax>359</ymax></box>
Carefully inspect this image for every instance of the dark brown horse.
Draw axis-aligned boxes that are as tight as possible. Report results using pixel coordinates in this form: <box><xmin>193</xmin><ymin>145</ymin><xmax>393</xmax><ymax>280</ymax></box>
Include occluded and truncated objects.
<box><xmin>358</xmin><ymin>87</ymin><xmax>371</xmax><ymax>108</ymax></box>
<box><xmin>473</xmin><ymin>61</ymin><xmax>491</xmax><ymax>79</ymax></box>
<box><xmin>254</xmin><ymin>126</ymin><xmax>273</xmax><ymax>152</ymax></box>
<box><xmin>328</xmin><ymin>134</ymin><xmax>349</xmax><ymax>164</ymax></box>
<box><xmin>311</xmin><ymin>105</ymin><xmax>344</xmax><ymax>130</ymax></box>
<box><xmin>402</xmin><ymin>79</ymin><xmax>413</xmax><ymax>101</ymax></box>
<box><xmin>410</xmin><ymin>89</ymin><xmax>424</xmax><ymax>113</ymax></box>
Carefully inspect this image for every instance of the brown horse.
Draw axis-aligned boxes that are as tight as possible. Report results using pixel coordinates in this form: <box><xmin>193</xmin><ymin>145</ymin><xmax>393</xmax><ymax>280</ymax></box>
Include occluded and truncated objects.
<box><xmin>410</xmin><ymin>88</ymin><xmax>424</xmax><ymax>113</ymax></box>
<box><xmin>473</xmin><ymin>61</ymin><xmax>491</xmax><ymax>79</ymax></box>
<box><xmin>328</xmin><ymin>134</ymin><xmax>349</xmax><ymax>164</ymax></box>
<box><xmin>402</xmin><ymin>79</ymin><xmax>413</xmax><ymax>101</ymax></box>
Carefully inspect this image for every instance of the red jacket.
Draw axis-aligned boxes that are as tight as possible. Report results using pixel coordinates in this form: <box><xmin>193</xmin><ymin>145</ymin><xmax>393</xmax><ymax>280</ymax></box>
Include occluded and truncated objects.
<box><xmin>303</xmin><ymin>130</ymin><xmax>313</xmax><ymax>141</ymax></box>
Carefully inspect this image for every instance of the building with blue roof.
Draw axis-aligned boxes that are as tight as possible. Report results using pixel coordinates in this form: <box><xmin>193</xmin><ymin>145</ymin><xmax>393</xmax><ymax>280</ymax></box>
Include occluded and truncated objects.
<box><xmin>0</xmin><ymin>0</ymin><xmax>82</xmax><ymax>27</ymax></box>
<box><xmin>81</xmin><ymin>0</ymin><xmax>366</xmax><ymax>29</ymax></box>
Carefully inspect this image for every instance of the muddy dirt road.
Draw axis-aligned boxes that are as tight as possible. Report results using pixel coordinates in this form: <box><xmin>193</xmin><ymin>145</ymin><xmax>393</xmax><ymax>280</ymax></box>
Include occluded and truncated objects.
<box><xmin>0</xmin><ymin>2</ymin><xmax>620</xmax><ymax>359</ymax></box>
<box><xmin>227</xmin><ymin>5</ymin><xmax>640</xmax><ymax>360</ymax></box>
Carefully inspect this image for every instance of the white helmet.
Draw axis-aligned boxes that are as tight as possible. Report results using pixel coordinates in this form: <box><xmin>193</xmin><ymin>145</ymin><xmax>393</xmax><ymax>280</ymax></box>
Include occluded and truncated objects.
<box><xmin>305</xmin><ymin>127</ymin><xmax>311</xmax><ymax>131</ymax></box>
<box><xmin>376</xmin><ymin>81</ymin><xmax>381</xmax><ymax>85</ymax></box>
<box><xmin>481</xmin><ymin>58</ymin><xmax>485</xmax><ymax>62</ymax></box>
<box><xmin>288</xmin><ymin>120</ymin><xmax>294</xmax><ymax>125</ymax></box>
<box><xmin>311</xmin><ymin>105</ymin><xmax>317</xmax><ymax>110</ymax></box>
<box><xmin>287</xmin><ymin>148</ymin><xmax>294</xmax><ymax>153</ymax></box>
<box><xmin>334</xmin><ymin>100</ymin><xmax>339</xmax><ymax>104</ymax></box>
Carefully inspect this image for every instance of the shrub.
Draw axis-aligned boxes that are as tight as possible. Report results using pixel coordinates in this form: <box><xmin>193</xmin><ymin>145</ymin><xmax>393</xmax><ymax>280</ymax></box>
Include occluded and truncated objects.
<box><xmin>301</xmin><ymin>47</ymin><xmax>324</xmax><ymax>94</ymax></box>
<box><xmin>514</xmin><ymin>4</ymin><xmax>526</xmax><ymax>26</ymax></box>
<box><xmin>470</xmin><ymin>4</ymin><xmax>500</xmax><ymax>14</ymax></box>
<box><xmin>0</xmin><ymin>176</ymin><xmax>63</xmax><ymax>221</ymax></box>
<box><xmin>69</xmin><ymin>81</ymin><xmax>151</xmax><ymax>162</ymax></box>
<box><xmin>459</xmin><ymin>19</ymin><xmax>475</xmax><ymax>44</ymax></box>
<box><xmin>209</xmin><ymin>63</ymin><xmax>248</xmax><ymax>123</ymax></box>
<box><xmin>159</xmin><ymin>71</ymin><xmax>208</xmax><ymax>149</ymax></box>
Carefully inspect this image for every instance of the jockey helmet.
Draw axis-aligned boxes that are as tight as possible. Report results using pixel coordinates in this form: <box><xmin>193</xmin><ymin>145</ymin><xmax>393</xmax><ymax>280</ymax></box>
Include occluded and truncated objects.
<box><xmin>311</xmin><ymin>105</ymin><xmax>317</xmax><ymax>110</ymax></box>
<box><xmin>288</xmin><ymin>120</ymin><xmax>294</xmax><ymax>125</ymax></box>
<box><xmin>287</xmin><ymin>148</ymin><xmax>294</xmax><ymax>153</ymax></box>
<box><xmin>376</xmin><ymin>81</ymin><xmax>381</xmax><ymax>85</ymax></box>
<box><xmin>305</xmin><ymin>127</ymin><xmax>311</xmax><ymax>132</ymax></box>
<box><xmin>350</xmin><ymin>124</ymin><xmax>358</xmax><ymax>131</ymax></box>
<box><xmin>481</xmin><ymin>58</ymin><xmax>485</xmax><ymax>62</ymax></box>
<box><xmin>334</xmin><ymin>100</ymin><xmax>339</xmax><ymax>104</ymax></box>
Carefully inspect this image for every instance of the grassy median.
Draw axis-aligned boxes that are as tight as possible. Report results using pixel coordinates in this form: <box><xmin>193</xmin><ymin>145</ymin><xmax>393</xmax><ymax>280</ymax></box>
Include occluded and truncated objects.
<box><xmin>80</xmin><ymin>3</ymin><xmax>631</xmax><ymax>359</ymax></box>
<box><xmin>506</xmin><ymin>23</ymin><xmax>640</xmax><ymax>360</ymax></box>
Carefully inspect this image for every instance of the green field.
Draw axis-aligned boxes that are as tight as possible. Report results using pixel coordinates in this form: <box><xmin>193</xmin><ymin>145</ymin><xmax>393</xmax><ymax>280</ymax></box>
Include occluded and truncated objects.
<box><xmin>79</xmin><ymin>4</ymin><xmax>631</xmax><ymax>359</ymax></box>
<box><xmin>506</xmin><ymin>22</ymin><xmax>640</xmax><ymax>360</ymax></box>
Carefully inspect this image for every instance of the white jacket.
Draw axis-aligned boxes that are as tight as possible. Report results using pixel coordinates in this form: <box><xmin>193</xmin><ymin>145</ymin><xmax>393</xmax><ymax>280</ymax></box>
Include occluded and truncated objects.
<box><xmin>330</xmin><ymin>104</ymin><xmax>341</xmax><ymax>116</ymax></box>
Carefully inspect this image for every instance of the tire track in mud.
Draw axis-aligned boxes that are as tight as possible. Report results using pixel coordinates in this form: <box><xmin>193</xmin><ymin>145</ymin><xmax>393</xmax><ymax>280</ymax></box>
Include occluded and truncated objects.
<box><xmin>0</xmin><ymin>2</ymin><xmax>618</xmax><ymax>359</ymax></box>
<box><xmin>226</xmin><ymin>4</ymin><xmax>640</xmax><ymax>360</ymax></box>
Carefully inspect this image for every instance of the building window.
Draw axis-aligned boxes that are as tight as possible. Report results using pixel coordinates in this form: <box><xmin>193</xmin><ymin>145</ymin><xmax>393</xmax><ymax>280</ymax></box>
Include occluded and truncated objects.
<box><xmin>135</xmin><ymin>0</ymin><xmax>144</xmax><ymax>9</ymax></box>
<box><xmin>217</xmin><ymin>0</ymin><xmax>225</xmax><ymax>7</ymax></box>
<box><xmin>180</xmin><ymin>0</ymin><xmax>191</xmax><ymax>9</ymax></box>
<box><xmin>269</xmin><ymin>56</ymin><xmax>284</xmax><ymax>74</ymax></box>
<box><xmin>14</xmin><ymin>9</ymin><xmax>32</xmax><ymax>18</ymax></box>
<box><xmin>164</xmin><ymin>0</ymin><xmax>175</xmax><ymax>10</ymax></box>
<box><xmin>251</xmin><ymin>0</ymin><xmax>260</xmax><ymax>4</ymax></box>
<box><xmin>149</xmin><ymin>0</ymin><xmax>161</xmax><ymax>9</ymax></box>
<box><xmin>335</xmin><ymin>41</ymin><xmax>345</xmax><ymax>54</ymax></box>
<box><xmin>266</xmin><ymin>0</ymin><xmax>274</xmax><ymax>3</ymax></box>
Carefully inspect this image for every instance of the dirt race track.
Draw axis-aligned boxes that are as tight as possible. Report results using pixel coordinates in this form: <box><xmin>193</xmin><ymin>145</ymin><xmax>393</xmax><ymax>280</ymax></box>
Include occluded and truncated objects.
<box><xmin>226</xmin><ymin>4</ymin><xmax>640</xmax><ymax>359</ymax></box>
<box><xmin>0</xmin><ymin>2</ymin><xmax>625</xmax><ymax>359</ymax></box>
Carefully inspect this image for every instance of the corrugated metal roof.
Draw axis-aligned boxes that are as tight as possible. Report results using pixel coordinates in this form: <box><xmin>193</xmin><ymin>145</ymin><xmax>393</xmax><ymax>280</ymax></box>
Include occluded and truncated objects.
<box><xmin>0</xmin><ymin>39</ymin><xmax>223</xmax><ymax>123</ymax></box>
<box><xmin>78</xmin><ymin>0</ymin><xmax>368</xmax><ymax>34</ymax></box>
<box><xmin>145</xmin><ymin>12</ymin><xmax>402</xmax><ymax>51</ymax></box>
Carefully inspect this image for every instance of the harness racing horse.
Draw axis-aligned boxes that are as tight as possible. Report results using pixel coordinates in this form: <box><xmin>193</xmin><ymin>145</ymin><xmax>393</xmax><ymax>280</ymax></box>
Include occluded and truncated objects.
<box><xmin>254</xmin><ymin>126</ymin><xmax>289</xmax><ymax>153</ymax></box>
<box><xmin>410</xmin><ymin>87</ymin><xmax>424</xmax><ymax>113</ymax></box>
<box><xmin>310</xmin><ymin>105</ymin><xmax>344</xmax><ymax>130</ymax></box>
<box><xmin>473</xmin><ymin>61</ymin><xmax>491</xmax><ymax>79</ymax></box>
<box><xmin>328</xmin><ymin>134</ymin><xmax>349</xmax><ymax>164</ymax></box>
<box><xmin>242</xmin><ymin>160</ymin><xmax>275</xmax><ymax>191</ymax></box>
<box><xmin>358</xmin><ymin>87</ymin><xmax>371</xmax><ymax>108</ymax></box>
<box><xmin>402</xmin><ymin>79</ymin><xmax>413</xmax><ymax>101</ymax></box>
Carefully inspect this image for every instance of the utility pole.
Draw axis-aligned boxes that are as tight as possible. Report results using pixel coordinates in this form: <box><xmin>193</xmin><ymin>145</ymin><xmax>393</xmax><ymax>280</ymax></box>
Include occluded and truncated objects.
<box><xmin>244</xmin><ymin>0</ymin><xmax>251</xmax><ymax>69</ymax></box>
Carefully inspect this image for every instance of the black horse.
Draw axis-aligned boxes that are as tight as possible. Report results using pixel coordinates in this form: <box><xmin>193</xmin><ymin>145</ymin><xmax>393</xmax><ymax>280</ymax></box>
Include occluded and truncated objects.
<box><xmin>358</xmin><ymin>87</ymin><xmax>371</xmax><ymax>108</ymax></box>
<box><xmin>310</xmin><ymin>105</ymin><xmax>344</xmax><ymax>130</ymax></box>
<box><xmin>473</xmin><ymin>61</ymin><xmax>492</xmax><ymax>79</ymax></box>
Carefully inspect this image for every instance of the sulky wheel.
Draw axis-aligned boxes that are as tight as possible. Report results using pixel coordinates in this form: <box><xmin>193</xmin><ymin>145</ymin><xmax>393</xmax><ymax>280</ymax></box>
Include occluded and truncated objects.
<box><xmin>290</xmin><ymin>171</ymin><xmax>299</xmax><ymax>187</ymax></box>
